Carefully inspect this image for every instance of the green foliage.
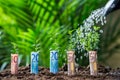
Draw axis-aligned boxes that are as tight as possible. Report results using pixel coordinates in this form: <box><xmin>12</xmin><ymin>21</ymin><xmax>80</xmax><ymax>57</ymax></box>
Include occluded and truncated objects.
<box><xmin>67</xmin><ymin>30</ymin><xmax>76</xmax><ymax>50</ymax></box>
<box><xmin>15</xmin><ymin>28</ymin><xmax>42</xmax><ymax>65</ymax></box>
<box><xmin>11</xmin><ymin>42</ymin><xmax>19</xmax><ymax>54</ymax></box>
<box><xmin>0</xmin><ymin>0</ymin><xmax>108</xmax><ymax>70</ymax></box>
<box><xmin>49</xmin><ymin>33</ymin><xmax>60</xmax><ymax>51</ymax></box>
<box><xmin>73</xmin><ymin>26</ymin><xmax>103</xmax><ymax>66</ymax></box>
<box><xmin>77</xmin><ymin>26</ymin><xmax>101</xmax><ymax>51</ymax></box>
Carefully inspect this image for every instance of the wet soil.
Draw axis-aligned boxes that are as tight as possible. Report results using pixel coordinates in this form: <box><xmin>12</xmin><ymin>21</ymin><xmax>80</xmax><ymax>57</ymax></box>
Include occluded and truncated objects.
<box><xmin>0</xmin><ymin>64</ymin><xmax>120</xmax><ymax>80</ymax></box>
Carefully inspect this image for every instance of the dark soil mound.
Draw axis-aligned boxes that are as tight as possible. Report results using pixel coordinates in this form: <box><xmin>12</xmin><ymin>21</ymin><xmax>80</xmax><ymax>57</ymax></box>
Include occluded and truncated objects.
<box><xmin>0</xmin><ymin>65</ymin><xmax>120</xmax><ymax>80</ymax></box>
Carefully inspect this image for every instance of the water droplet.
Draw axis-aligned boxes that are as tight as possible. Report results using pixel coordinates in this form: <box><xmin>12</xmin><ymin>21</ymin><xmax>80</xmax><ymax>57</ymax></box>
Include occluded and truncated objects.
<box><xmin>100</xmin><ymin>30</ymin><xmax>103</xmax><ymax>33</ymax></box>
<box><xmin>80</xmin><ymin>56</ymin><xmax>83</xmax><ymax>60</ymax></box>
<box><xmin>76</xmin><ymin>58</ymin><xmax>79</xmax><ymax>62</ymax></box>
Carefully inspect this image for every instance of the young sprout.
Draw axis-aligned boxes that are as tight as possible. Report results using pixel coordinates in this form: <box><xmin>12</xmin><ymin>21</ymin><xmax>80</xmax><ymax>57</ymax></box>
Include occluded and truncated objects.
<box><xmin>11</xmin><ymin>42</ymin><xmax>19</xmax><ymax>54</ymax></box>
<box><xmin>49</xmin><ymin>33</ymin><xmax>60</xmax><ymax>51</ymax></box>
<box><xmin>32</xmin><ymin>38</ymin><xmax>41</xmax><ymax>52</ymax></box>
<box><xmin>67</xmin><ymin>30</ymin><xmax>76</xmax><ymax>51</ymax></box>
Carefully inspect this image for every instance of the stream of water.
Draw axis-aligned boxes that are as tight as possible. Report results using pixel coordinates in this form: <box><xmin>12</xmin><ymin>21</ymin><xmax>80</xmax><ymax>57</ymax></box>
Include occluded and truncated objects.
<box><xmin>72</xmin><ymin>7</ymin><xmax>107</xmax><ymax>61</ymax></box>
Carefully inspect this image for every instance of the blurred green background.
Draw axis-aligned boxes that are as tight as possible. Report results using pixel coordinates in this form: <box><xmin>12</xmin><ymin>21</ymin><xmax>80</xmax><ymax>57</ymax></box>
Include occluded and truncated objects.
<box><xmin>0</xmin><ymin>0</ymin><xmax>120</xmax><ymax>71</ymax></box>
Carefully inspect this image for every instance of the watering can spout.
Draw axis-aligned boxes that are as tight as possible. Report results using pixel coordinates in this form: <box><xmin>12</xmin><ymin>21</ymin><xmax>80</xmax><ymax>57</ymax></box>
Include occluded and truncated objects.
<box><xmin>104</xmin><ymin>0</ymin><xmax>120</xmax><ymax>16</ymax></box>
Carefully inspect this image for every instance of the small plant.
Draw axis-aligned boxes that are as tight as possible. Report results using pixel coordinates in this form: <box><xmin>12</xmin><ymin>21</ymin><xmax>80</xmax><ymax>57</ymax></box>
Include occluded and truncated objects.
<box><xmin>73</xmin><ymin>25</ymin><xmax>103</xmax><ymax>66</ymax></box>
<box><xmin>11</xmin><ymin>42</ymin><xmax>19</xmax><ymax>54</ymax></box>
<box><xmin>32</xmin><ymin>38</ymin><xmax>41</xmax><ymax>52</ymax></box>
<box><xmin>67</xmin><ymin>30</ymin><xmax>76</xmax><ymax>51</ymax></box>
<box><xmin>49</xmin><ymin>33</ymin><xmax>60</xmax><ymax>51</ymax></box>
<box><xmin>76</xmin><ymin>26</ymin><xmax>102</xmax><ymax>51</ymax></box>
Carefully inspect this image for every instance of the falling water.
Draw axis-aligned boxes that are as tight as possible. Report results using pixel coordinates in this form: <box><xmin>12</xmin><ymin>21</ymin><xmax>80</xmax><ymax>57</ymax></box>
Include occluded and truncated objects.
<box><xmin>65</xmin><ymin>7</ymin><xmax>108</xmax><ymax>69</ymax></box>
<box><xmin>67</xmin><ymin>0</ymin><xmax>120</xmax><ymax>71</ymax></box>
<box><xmin>73</xmin><ymin>7</ymin><xmax>107</xmax><ymax>59</ymax></box>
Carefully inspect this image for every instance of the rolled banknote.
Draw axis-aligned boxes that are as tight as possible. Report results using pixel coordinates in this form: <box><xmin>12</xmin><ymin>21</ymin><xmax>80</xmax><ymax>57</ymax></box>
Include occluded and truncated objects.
<box><xmin>31</xmin><ymin>52</ymin><xmax>39</xmax><ymax>74</ymax></box>
<box><xmin>11</xmin><ymin>54</ymin><xmax>18</xmax><ymax>74</ymax></box>
<box><xmin>50</xmin><ymin>50</ymin><xmax>58</xmax><ymax>74</ymax></box>
<box><xmin>67</xmin><ymin>50</ymin><xmax>75</xmax><ymax>76</ymax></box>
<box><xmin>89</xmin><ymin>51</ymin><xmax>98</xmax><ymax>76</ymax></box>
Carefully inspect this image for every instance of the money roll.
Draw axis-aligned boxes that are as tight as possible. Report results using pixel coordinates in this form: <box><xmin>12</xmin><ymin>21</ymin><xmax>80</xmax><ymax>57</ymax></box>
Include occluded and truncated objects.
<box><xmin>31</xmin><ymin>52</ymin><xmax>39</xmax><ymax>74</ymax></box>
<box><xmin>67</xmin><ymin>50</ymin><xmax>75</xmax><ymax>76</ymax></box>
<box><xmin>11</xmin><ymin>54</ymin><xmax>18</xmax><ymax>74</ymax></box>
<box><xmin>89</xmin><ymin>51</ymin><xmax>98</xmax><ymax>76</ymax></box>
<box><xmin>50</xmin><ymin>50</ymin><xmax>58</xmax><ymax>74</ymax></box>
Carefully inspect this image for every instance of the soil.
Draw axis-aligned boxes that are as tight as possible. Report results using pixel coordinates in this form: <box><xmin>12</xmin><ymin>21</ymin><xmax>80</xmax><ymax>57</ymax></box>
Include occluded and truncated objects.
<box><xmin>0</xmin><ymin>64</ymin><xmax>120</xmax><ymax>80</ymax></box>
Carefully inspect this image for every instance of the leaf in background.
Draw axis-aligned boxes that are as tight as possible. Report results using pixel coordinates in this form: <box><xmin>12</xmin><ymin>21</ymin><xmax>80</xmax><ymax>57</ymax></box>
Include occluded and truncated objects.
<box><xmin>0</xmin><ymin>0</ymin><xmax>108</xmax><ymax>69</ymax></box>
